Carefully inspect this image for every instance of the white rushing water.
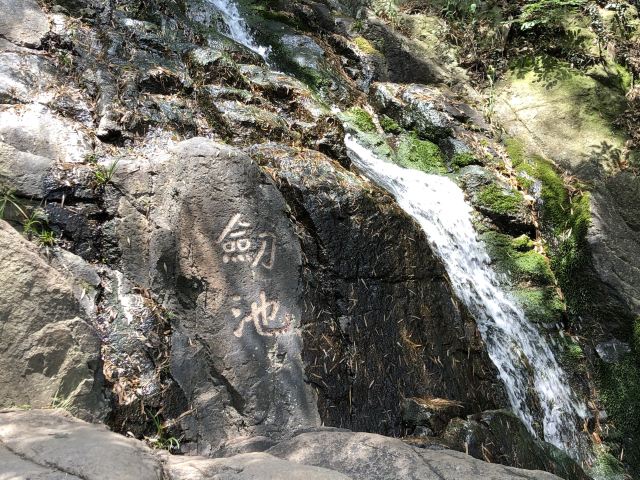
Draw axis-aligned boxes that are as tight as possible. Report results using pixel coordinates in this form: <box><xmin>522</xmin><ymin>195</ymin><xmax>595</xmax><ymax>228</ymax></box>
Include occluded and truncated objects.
<box><xmin>345</xmin><ymin>135</ymin><xmax>588</xmax><ymax>458</ymax></box>
<box><xmin>206</xmin><ymin>0</ymin><xmax>270</xmax><ymax>59</ymax></box>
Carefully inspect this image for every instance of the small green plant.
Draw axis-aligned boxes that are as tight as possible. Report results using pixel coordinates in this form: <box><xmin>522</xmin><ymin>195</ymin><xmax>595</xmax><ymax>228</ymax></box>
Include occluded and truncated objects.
<box><xmin>38</xmin><ymin>229</ymin><xmax>56</xmax><ymax>247</ymax></box>
<box><xmin>0</xmin><ymin>188</ymin><xmax>27</xmax><ymax>219</ymax></box>
<box><xmin>94</xmin><ymin>160</ymin><xmax>120</xmax><ymax>187</ymax></box>
<box><xmin>50</xmin><ymin>387</ymin><xmax>74</xmax><ymax>412</ymax></box>
<box><xmin>22</xmin><ymin>209</ymin><xmax>47</xmax><ymax>239</ymax></box>
<box><xmin>146</xmin><ymin>412</ymin><xmax>181</xmax><ymax>452</ymax></box>
<box><xmin>372</xmin><ymin>0</ymin><xmax>399</xmax><ymax>27</ymax></box>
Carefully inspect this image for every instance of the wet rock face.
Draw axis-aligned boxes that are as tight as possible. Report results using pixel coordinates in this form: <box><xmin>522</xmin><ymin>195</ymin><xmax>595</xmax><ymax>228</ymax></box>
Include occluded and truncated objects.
<box><xmin>113</xmin><ymin>138</ymin><xmax>320</xmax><ymax>455</ymax></box>
<box><xmin>250</xmin><ymin>144</ymin><xmax>505</xmax><ymax>436</ymax></box>
<box><xmin>0</xmin><ymin>221</ymin><xmax>107</xmax><ymax>420</ymax></box>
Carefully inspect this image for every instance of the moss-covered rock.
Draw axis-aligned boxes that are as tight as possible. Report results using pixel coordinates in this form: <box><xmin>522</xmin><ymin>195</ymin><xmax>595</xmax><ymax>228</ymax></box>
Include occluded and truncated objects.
<box><xmin>343</xmin><ymin>107</ymin><xmax>377</xmax><ymax>133</ymax></box>
<box><xmin>451</xmin><ymin>152</ymin><xmax>479</xmax><ymax>170</ymax></box>
<box><xmin>396</xmin><ymin>133</ymin><xmax>447</xmax><ymax>174</ymax></box>
<box><xmin>379</xmin><ymin>115</ymin><xmax>402</xmax><ymax>134</ymax></box>
<box><xmin>495</xmin><ymin>56</ymin><xmax>628</xmax><ymax>179</ymax></box>
<box><xmin>476</xmin><ymin>184</ymin><xmax>526</xmax><ymax>217</ymax></box>
<box><xmin>482</xmin><ymin>231</ymin><xmax>554</xmax><ymax>284</ymax></box>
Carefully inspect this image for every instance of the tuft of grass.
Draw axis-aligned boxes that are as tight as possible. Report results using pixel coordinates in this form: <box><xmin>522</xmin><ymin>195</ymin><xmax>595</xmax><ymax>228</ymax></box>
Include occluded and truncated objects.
<box><xmin>0</xmin><ymin>188</ymin><xmax>27</xmax><ymax>219</ymax></box>
<box><xmin>146</xmin><ymin>412</ymin><xmax>181</xmax><ymax>452</ymax></box>
<box><xmin>37</xmin><ymin>229</ymin><xmax>56</xmax><ymax>247</ymax></box>
<box><xmin>94</xmin><ymin>160</ymin><xmax>120</xmax><ymax>187</ymax></box>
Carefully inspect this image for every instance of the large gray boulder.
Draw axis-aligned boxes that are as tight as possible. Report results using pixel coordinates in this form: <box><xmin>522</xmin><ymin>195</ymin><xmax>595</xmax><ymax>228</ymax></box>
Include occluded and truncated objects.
<box><xmin>267</xmin><ymin>430</ymin><xmax>561</xmax><ymax>480</ymax></box>
<box><xmin>0</xmin><ymin>0</ymin><xmax>49</xmax><ymax>48</ymax></box>
<box><xmin>0</xmin><ymin>221</ymin><xmax>106</xmax><ymax>420</ymax></box>
<box><xmin>111</xmin><ymin>138</ymin><xmax>320</xmax><ymax>455</ymax></box>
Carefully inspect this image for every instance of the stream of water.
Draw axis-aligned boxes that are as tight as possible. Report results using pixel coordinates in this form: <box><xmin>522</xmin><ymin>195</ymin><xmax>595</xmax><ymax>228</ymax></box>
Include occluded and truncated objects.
<box><xmin>206</xmin><ymin>0</ymin><xmax>270</xmax><ymax>59</ymax></box>
<box><xmin>345</xmin><ymin>135</ymin><xmax>589</xmax><ymax>459</ymax></box>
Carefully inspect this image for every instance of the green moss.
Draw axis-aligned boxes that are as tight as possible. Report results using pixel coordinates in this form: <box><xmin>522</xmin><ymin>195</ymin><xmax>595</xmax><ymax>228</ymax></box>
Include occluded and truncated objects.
<box><xmin>343</xmin><ymin>107</ymin><xmax>377</xmax><ymax>133</ymax></box>
<box><xmin>354</xmin><ymin>36</ymin><xmax>381</xmax><ymax>55</ymax></box>
<box><xmin>250</xmin><ymin>5</ymin><xmax>304</xmax><ymax>29</ymax></box>
<box><xmin>481</xmin><ymin>231</ymin><xmax>555</xmax><ymax>284</ymax></box>
<box><xmin>476</xmin><ymin>184</ymin><xmax>526</xmax><ymax>216</ymax></box>
<box><xmin>512</xmin><ymin>234</ymin><xmax>535</xmax><ymax>251</ymax></box>
<box><xmin>505</xmin><ymin>137</ymin><xmax>526</xmax><ymax>167</ymax></box>
<box><xmin>451</xmin><ymin>152</ymin><xmax>479</xmax><ymax>170</ymax></box>
<box><xmin>379</xmin><ymin>115</ymin><xmax>402</xmax><ymax>134</ymax></box>
<box><xmin>590</xmin><ymin>448</ymin><xmax>626</xmax><ymax>480</ymax></box>
<box><xmin>559</xmin><ymin>337</ymin><xmax>585</xmax><ymax>371</ymax></box>
<box><xmin>396</xmin><ymin>134</ymin><xmax>447</xmax><ymax>174</ymax></box>
<box><xmin>514</xmin><ymin>287</ymin><xmax>566</xmax><ymax>325</ymax></box>
<box><xmin>634</xmin><ymin>317</ymin><xmax>640</xmax><ymax>353</ymax></box>
<box><xmin>597</xmin><ymin>355</ymin><xmax>640</xmax><ymax>476</ymax></box>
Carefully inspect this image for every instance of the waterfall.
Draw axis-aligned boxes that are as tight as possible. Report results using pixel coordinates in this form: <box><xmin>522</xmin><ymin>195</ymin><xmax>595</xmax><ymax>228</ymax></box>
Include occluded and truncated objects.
<box><xmin>206</xmin><ymin>0</ymin><xmax>270</xmax><ymax>59</ymax></box>
<box><xmin>345</xmin><ymin>135</ymin><xmax>588</xmax><ymax>458</ymax></box>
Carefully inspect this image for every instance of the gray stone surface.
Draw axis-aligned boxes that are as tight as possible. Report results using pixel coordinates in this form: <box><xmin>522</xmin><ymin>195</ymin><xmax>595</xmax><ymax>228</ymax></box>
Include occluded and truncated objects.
<box><xmin>113</xmin><ymin>138</ymin><xmax>320</xmax><ymax>455</ymax></box>
<box><xmin>589</xmin><ymin>173</ymin><xmax>640</xmax><ymax>318</ymax></box>
<box><xmin>0</xmin><ymin>409</ymin><xmax>162</xmax><ymax>480</ymax></box>
<box><xmin>0</xmin><ymin>141</ymin><xmax>54</xmax><ymax>198</ymax></box>
<box><xmin>0</xmin><ymin>105</ymin><xmax>92</xmax><ymax>165</ymax></box>
<box><xmin>0</xmin><ymin>221</ymin><xmax>106</xmax><ymax>419</ymax></box>
<box><xmin>0</xmin><ymin>52</ymin><xmax>55</xmax><ymax>104</ymax></box>
<box><xmin>0</xmin><ymin>0</ymin><xmax>49</xmax><ymax>48</ymax></box>
<box><xmin>163</xmin><ymin>451</ymin><xmax>352</xmax><ymax>480</ymax></box>
<box><xmin>0</xmin><ymin>443</ymin><xmax>79</xmax><ymax>480</ymax></box>
<box><xmin>267</xmin><ymin>430</ymin><xmax>562</xmax><ymax>480</ymax></box>
<box><xmin>370</xmin><ymin>82</ymin><xmax>452</xmax><ymax>139</ymax></box>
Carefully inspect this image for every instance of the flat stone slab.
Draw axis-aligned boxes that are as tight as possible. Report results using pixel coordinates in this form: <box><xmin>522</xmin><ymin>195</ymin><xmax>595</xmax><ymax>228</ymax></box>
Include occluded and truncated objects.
<box><xmin>0</xmin><ymin>409</ymin><xmax>163</xmax><ymax>480</ymax></box>
<box><xmin>267</xmin><ymin>430</ymin><xmax>562</xmax><ymax>480</ymax></box>
<box><xmin>163</xmin><ymin>451</ymin><xmax>351</xmax><ymax>480</ymax></box>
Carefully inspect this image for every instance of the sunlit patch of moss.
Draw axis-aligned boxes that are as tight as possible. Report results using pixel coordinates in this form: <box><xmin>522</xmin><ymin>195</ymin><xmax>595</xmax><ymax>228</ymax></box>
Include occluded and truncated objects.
<box><xmin>589</xmin><ymin>449</ymin><xmax>626</xmax><ymax>480</ymax></box>
<box><xmin>396</xmin><ymin>133</ymin><xmax>447</xmax><ymax>174</ymax></box>
<box><xmin>512</xmin><ymin>234</ymin><xmax>535</xmax><ymax>251</ymax></box>
<box><xmin>354</xmin><ymin>36</ymin><xmax>381</xmax><ymax>55</ymax></box>
<box><xmin>343</xmin><ymin>107</ymin><xmax>377</xmax><ymax>133</ymax></box>
<box><xmin>560</xmin><ymin>337</ymin><xmax>585</xmax><ymax>371</ymax></box>
<box><xmin>476</xmin><ymin>184</ymin><xmax>526</xmax><ymax>216</ymax></box>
